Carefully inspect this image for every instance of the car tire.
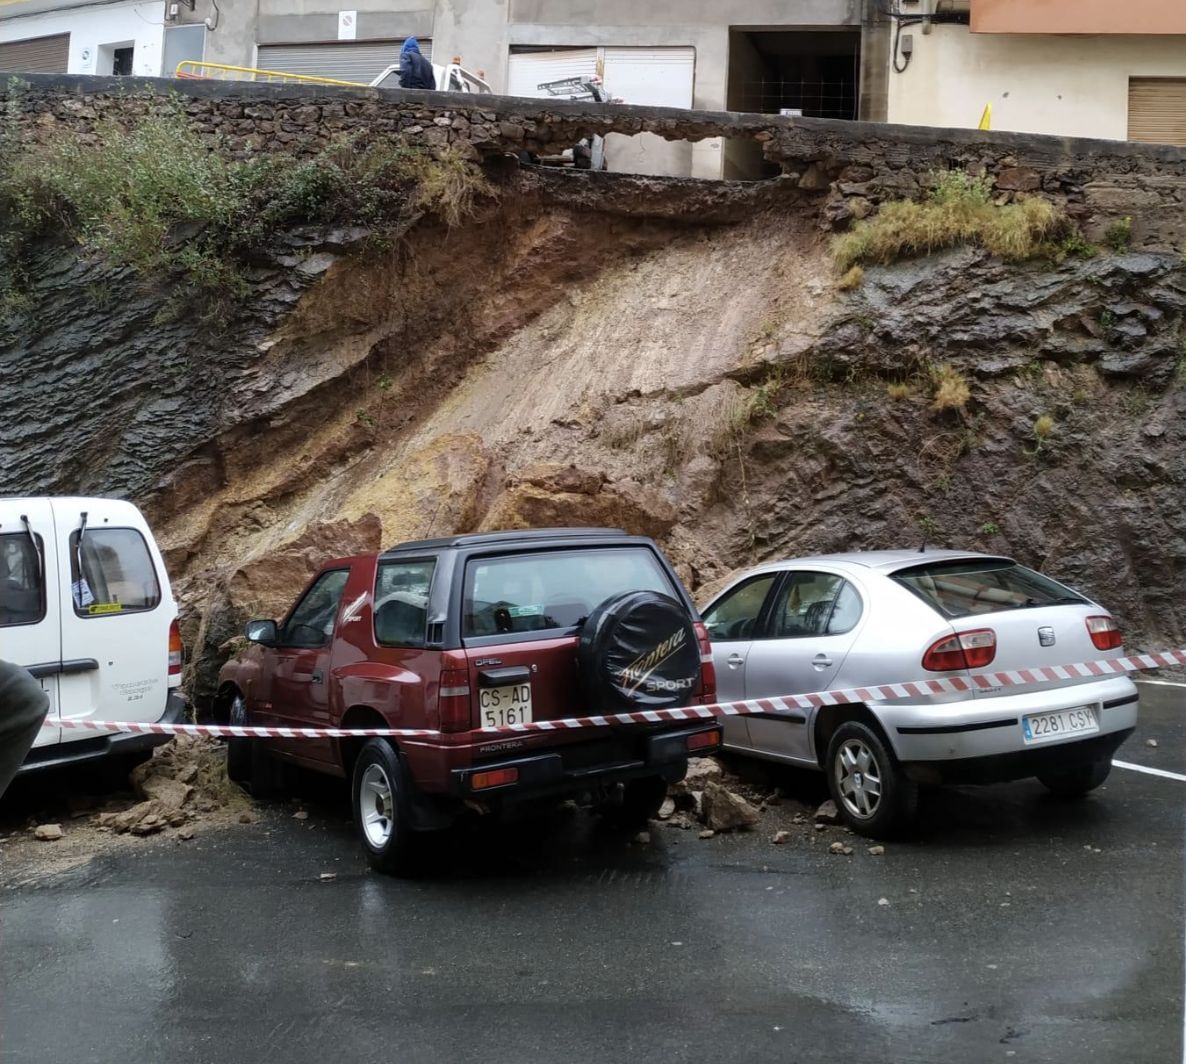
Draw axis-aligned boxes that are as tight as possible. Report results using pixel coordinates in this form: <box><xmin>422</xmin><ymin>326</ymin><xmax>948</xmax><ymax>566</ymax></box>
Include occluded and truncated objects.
<box><xmin>352</xmin><ymin>739</ymin><xmax>419</xmax><ymax>876</ymax></box>
<box><xmin>600</xmin><ymin>775</ymin><xmax>668</xmax><ymax>828</ymax></box>
<box><xmin>1038</xmin><ymin>757</ymin><xmax>1112</xmax><ymax>797</ymax></box>
<box><xmin>826</xmin><ymin>720</ymin><xmax>917</xmax><ymax>839</ymax></box>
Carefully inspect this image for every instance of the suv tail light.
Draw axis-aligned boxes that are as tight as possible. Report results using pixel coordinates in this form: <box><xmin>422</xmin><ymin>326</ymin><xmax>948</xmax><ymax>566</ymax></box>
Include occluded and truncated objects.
<box><xmin>693</xmin><ymin>621</ymin><xmax>717</xmax><ymax>704</ymax></box>
<box><xmin>1086</xmin><ymin>615</ymin><xmax>1122</xmax><ymax>651</ymax></box>
<box><xmin>922</xmin><ymin>628</ymin><xmax>996</xmax><ymax>672</ymax></box>
<box><xmin>168</xmin><ymin>619</ymin><xmax>184</xmax><ymax>677</ymax></box>
<box><xmin>437</xmin><ymin>651</ymin><xmax>472</xmax><ymax>733</ymax></box>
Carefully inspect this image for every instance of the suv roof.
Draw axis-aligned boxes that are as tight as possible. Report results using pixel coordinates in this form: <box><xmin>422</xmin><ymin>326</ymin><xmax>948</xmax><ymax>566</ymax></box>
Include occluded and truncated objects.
<box><xmin>382</xmin><ymin>527</ymin><xmax>630</xmax><ymax>555</ymax></box>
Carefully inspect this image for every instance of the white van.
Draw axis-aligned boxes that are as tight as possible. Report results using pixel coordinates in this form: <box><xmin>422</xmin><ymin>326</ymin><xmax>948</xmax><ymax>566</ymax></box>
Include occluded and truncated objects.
<box><xmin>0</xmin><ymin>497</ymin><xmax>185</xmax><ymax>775</ymax></box>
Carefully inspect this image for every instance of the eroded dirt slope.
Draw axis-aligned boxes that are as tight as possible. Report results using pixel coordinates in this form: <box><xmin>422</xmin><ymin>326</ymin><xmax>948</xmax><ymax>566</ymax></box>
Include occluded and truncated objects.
<box><xmin>2</xmin><ymin>167</ymin><xmax>1183</xmax><ymax>704</ymax></box>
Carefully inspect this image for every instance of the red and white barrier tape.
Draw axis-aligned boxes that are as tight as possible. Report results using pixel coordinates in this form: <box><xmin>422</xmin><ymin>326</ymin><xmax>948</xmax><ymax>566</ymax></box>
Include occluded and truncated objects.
<box><xmin>39</xmin><ymin>646</ymin><xmax>1184</xmax><ymax>742</ymax></box>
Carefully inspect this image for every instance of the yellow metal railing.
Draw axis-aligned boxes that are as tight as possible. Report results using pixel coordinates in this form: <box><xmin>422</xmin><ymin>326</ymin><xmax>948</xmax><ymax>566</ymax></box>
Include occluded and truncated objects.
<box><xmin>174</xmin><ymin>60</ymin><xmax>367</xmax><ymax>87</ymax></box>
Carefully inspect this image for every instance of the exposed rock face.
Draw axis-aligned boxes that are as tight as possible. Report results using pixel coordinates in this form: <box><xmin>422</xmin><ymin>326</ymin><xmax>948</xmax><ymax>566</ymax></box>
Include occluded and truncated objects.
<box><xmin>2</xmin><ymin>143</ymin><xmax>1184</xmax><ymax>709</ymax></box>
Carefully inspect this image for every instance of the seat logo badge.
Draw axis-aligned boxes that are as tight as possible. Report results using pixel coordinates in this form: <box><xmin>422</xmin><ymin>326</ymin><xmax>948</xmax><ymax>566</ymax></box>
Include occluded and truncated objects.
<box><xmin>1038</xmin><ymin>626</ymin><xmax>1056</xmax><ymax>647</ymax></box>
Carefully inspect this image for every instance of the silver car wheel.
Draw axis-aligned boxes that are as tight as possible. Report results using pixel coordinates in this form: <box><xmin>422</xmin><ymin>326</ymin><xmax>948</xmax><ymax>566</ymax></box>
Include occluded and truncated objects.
<box><xmin>360</xmin><ymin>763</ymin><xmax>395</xmax><ymax>847</ymax></box>
<box><xmin>835</xmin><ymin>738</ymin><xmax>883</xmax><ymax>820</ymax></box>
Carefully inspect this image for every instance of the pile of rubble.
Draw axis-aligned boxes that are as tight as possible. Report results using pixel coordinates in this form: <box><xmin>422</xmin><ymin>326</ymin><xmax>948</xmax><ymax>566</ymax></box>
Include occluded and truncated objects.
<box><xmin>32</xmin><ymin>736</ymin><xmax>248</xmax><ymax>843</ymax></box>
<box><xmin>659</xmin><ymin>756</ymin><xmax>766</xmax><ymax>837</ymax></box>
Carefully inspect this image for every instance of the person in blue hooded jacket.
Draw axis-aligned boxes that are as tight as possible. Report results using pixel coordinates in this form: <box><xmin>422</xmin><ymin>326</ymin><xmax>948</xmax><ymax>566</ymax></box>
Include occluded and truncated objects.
<box><xmin>399</xmin><ymin>37</ymin><xmax>436</xmax><ymax>90</ymax></box>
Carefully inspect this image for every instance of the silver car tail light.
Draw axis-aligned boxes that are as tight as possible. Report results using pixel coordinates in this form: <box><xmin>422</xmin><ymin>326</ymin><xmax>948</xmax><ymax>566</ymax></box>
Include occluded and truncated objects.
<box><xmin>922</xmin><ymin>628</ymin><xmax>996</xmax><ymax>672</ymax></box>
<box><xmin>1085</xmin><ymin>615</ymin><xmax>1122</xmax><ymax>651</ymax></box>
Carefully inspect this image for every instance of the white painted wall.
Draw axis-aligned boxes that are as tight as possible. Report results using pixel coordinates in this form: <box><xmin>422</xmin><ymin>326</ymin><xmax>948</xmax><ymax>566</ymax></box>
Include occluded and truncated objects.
<box><xmin>0</xmin><ymin>1</ymin><xmax>166</xmax><ymax>76</ymax></box>
<box><xmin>887</xmin><ymin>23</ymin><xmax>1186</xmax><ymax>141</ymax></box>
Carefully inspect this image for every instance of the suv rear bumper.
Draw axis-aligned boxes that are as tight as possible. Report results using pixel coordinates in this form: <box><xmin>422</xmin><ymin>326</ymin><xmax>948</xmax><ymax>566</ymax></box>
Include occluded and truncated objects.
<box><xmin>19</xmin><ymin>688</ymin><xmax>188</xmax><ymax>774</ymax></box>
<box><xmin>450</xmin><ymin>723</ymin><xmax>721</xmax><ymax>799</ymax></box>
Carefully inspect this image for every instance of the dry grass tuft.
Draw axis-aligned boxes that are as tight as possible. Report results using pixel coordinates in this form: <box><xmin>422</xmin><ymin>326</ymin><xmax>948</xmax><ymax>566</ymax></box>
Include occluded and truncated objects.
<box><xmin>837</xmin><ymin>264</ymin><xmax>865</xmax><ymax>291</ymax></box>
<box><xmin>409</xmin><ymin>146</ymin><xmax>493</xmax><ymax>228</ymax></box>
<box><xmin>832</xmin><ymin>170</ymin><xmax>1067</xmax><ymax>273</ymax></box>
<box><xmin>1033</xmin><ymin>413</ymin><xmax>1055</xmax><ymax>440</ymax></box>
<box><xmin>886</xmin><ymin>382</ymin><xmax>912</xmax><ymax>400</ymax></box>
<box><xmin>931</xmin><ymin>364</ymin><xmax>971</xmax><ymax>411</ymax></box>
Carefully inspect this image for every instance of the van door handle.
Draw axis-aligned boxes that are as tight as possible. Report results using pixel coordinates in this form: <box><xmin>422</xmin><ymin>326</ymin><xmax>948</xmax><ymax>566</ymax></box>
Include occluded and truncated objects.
<box><xmin>311</xmin><ymin>669</ymin><xmax>324</xmax><ymax>685</ymax></box>
<box><xmin>727</xmin><ymin>653</ymin><xmax>745</xmax><ymax>669</ymax></box>
<box><xmin>812</xmin><ymin>654</ymin><xmax>832</xmax><ymax>670</ymax></box>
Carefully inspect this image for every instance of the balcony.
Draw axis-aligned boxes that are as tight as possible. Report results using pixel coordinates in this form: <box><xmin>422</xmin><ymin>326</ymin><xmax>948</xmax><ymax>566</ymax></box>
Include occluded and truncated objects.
<box><xmin>971</xmin><ymin>0</ymin><xmax>1186</xmax><ymax>34</ymax></box>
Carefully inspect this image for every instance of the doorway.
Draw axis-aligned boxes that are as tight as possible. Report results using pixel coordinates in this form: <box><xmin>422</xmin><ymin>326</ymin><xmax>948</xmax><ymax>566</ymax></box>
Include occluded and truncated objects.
<box><xmin>726</xmin><ymin>28</ymin><xmax>861</xmax><ymax>178</ymax></box>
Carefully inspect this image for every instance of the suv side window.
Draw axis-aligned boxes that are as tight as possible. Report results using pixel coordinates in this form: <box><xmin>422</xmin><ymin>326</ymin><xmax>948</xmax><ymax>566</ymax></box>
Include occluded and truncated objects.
<box><xmin>69</xmin><ymin>528</ymin><xmax>161</xmax><ymax>617</ymax></box>
<box><xmin>702</xmin><ymin>574</ymin><xmax>778</xmax><ymax>641</ymax></box>
<box><xmin>0</xmin><ymin>533</ymin><xmax>45</xmax><ymax>627</ymax></box>
<box><xmin>770</xmin><ymin>572</ymin><xmax>862</xmax><ymax>638</ymax></box>
<box><xmin>280</xmin><ymin>569</ymin><xmax>350</xmax><ymax>648</ymax></box>
<box><xmin>374</xmin><ymin>559</ymin><xmax>436</xmax><ymax>648</ymax></box>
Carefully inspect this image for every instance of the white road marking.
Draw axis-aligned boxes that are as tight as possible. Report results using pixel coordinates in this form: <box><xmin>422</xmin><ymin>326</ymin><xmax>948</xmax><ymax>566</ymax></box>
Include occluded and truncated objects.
<box><xmin>1112</xmin><ymin>759</ymin><xmax>1186</xmax><ymax>783</ymax></box>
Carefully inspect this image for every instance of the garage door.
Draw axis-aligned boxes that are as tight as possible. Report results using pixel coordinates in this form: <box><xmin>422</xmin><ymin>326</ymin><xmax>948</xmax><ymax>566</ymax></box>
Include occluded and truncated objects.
<box><xmin>0</xmin><ymin>33</ymin><xmax>69</xmax><ymax>74</ymax></box>
<box><xmin>506</xmin><ymin>47</ymin><xmax>694</xmax><ymax>107</ymax></box>
<box><xmin>1128</xmin><ymin>77</ymin><xmax>1186</xmax><ymax>147</ymax></box>
<box><xmin>257</xmin><ymin>40</ymin><xmax>430</xmax><ymax>85</ymax></box>
<box><xmin>506</xmin><ymin>49</ymin><xmax>598</xmax><ymax>99</ymax></box>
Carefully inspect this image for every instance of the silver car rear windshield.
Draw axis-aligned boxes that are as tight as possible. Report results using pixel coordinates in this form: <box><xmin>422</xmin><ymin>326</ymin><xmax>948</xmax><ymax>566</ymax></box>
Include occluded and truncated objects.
<box><xmin>463</xmin><ymin>547</ymin><xmax>674</xmax><ymax>637</ymax></box>
<box><xmin>890</xmin><ymin>559</ymin><xmax>1086</xmax><ymax>619</ymax></box>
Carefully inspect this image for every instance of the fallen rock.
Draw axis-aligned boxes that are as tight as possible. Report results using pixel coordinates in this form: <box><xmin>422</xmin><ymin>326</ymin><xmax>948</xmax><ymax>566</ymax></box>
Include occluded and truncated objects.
<box><xmin>868</xmin><ymin>845</ymin><xmax>886</xmax><ymax>856</ymax></box>
<box><xmin>130</xmin><ymin>814</ymin><xmax>167</xmax><ymax>837</ymax></box>
<box><xmin>814</xmin><ymin>800</ymin><xmax>841</xmax><ymax>824</ymax></box>
<box><xmin>292</xmin><ymin>810</ymin><xmax>309</xmax><ymax>821</ymax></box>
<box><xmin>814</xmin><ymin>823</ymin><xmax>827</xmax><ymax>832</ymax></box>
<box><xmin>700</xmin><ymin>782</ymin><xmax>761</xmax><ymax>832</ymax></box>
<box><xmin>319</xmin><ymin>872</ymin><xmax>337</xmax><ymax>882</ymax></box>
<box><xmin>877</xmin><ymin>897</ymin><xmax>890</xmax><ymax>907</ymax></box>
<box><xmin>771</xmin><ymin>830</ymin><xmax>791</xmax><ymax>845</ymax></box>
<box><xmin>698</xmin><ymin>829</ymin><xmax>716</xmax><ymax>839</ymax></box>
<box><xmin>137</xmin><ymin>776</ymin><xmax>193</xmax><ymax>813</ymax></box>
<box><xmin>177</xmin><ymin>827</ymin><xmax>196</xmax><ymax>841</ymax></box>
<box><xmin>238</xmin><ymin>811</ymin><xmax>257</xmax><ymax>824</ymax></box>
<box><xmin>658</xmin><ymin>797</ymin><xmax>676</xmax><ymax>820</ymax></box>
<box><xmin>666</xmin><ymin>814</ymin><xmax>694</xmax><ymax>831</ymax></box>
<box><xmin>33</xmin><ymin>823</ymin><xmax>63</xmax><ymax>841</ymax></box>
<box><xmin>829</xmin><ymin>842</ymin><xmax>853</xmax><ymax>856</ymax></box>
<box><xmin>633</xmin><ymin>831</ymin><xmax>651</xmax><ymax>845</ymax></box>
<box><xmin>1146</xmin><ymin>738</ymin><xmax>1159</xmax><ymax>748</ymax></box>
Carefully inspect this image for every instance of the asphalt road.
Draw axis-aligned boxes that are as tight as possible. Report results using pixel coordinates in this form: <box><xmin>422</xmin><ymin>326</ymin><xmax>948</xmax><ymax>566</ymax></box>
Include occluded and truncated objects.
<box><xmin>2</xmin><ymin>682</ymin><xmax>1183</xmax><ymax>1064</ymax></box>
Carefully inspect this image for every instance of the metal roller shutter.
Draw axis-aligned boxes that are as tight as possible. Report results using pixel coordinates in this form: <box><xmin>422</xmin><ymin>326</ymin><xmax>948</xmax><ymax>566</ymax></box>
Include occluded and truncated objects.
<box><xmin>506</xmin><ymin>49</ymin><xmax>599</xmax><ymax>98</ymax></box>
<box><xmin>0</xmin><ymin>33</ymin><xmax>69</xmax><ymax>74</ymax></box>
<box><xmin>257</xmin><ymin>40</ymin><xmax>430</xmax><ymax>85</ymax></box>
<box><xmin>1128</xmin><ymin>77</ymin><xmax>1186</xmax><ymax>147</ymax></box>
<box><xmin>602</xmin><ymin>47</ymin><xmax>694</xmax><ymax>108</ymax></box>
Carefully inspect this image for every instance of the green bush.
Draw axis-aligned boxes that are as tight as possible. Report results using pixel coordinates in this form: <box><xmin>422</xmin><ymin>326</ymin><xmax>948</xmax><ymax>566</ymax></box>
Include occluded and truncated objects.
<box><xmin>0</xmin><ymin>101</ymin><xmax>491</xmax><ymax>320</ymax></box>
<box><xmin>832</xmin><ymin>169</ymin><xmax>1070</xmax><ymax>272</ymax></box>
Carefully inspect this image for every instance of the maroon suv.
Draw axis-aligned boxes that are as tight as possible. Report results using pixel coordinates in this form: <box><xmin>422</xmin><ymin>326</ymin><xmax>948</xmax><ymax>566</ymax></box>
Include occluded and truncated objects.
<box><xmin>217</xmin><ymin>528</ymin><xmax>720</xmax><ymax>873</ymax></box>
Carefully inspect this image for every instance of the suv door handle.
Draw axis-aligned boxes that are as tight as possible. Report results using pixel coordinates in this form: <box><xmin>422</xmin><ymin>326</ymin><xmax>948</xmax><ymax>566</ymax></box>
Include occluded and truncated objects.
<box><xmin>311</xmin><ymin>669</ymin><xmax>324</xmax><ymax>685</ymax></box>
<box><xmin>811</xmin><ymin>654</ymin><xmax>832</xmax><ymax>670</ymax></box>
<box><xmin>727</xmin><ymin>653</ymin><xmax>745</xmax><ymax>669</ymax></box>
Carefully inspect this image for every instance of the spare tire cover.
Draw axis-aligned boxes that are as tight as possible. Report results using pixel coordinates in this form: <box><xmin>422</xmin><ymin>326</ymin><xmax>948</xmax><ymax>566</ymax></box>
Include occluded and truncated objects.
<box><xmin>577</xmin><ymin>590</ymin><xmax>701</xmax><ymax>712</ymax></box>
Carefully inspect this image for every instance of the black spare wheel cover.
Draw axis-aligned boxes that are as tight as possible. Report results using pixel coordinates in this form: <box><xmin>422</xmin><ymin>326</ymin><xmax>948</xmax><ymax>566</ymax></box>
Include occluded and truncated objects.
<box><xmin>578</xmin><ymin>591</ymin><xmax>701</xmax><ymax>712</ymax></box>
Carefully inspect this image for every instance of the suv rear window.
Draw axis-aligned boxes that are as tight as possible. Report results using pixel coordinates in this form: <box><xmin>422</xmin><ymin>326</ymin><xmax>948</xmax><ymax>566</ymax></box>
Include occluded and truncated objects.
<box><xmin>891</xmin><ymin>558</ymin><xmax>1086</xmax><ymax>619</ymax></box>
<box><xmin>463</xmin><ymin>547</ymin><xmax>674</xmax><ymax>638</ymax></box>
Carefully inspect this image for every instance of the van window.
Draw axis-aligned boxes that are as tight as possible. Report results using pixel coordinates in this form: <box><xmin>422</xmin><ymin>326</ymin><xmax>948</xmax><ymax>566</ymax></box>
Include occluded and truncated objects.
<box><xmin>69</xmin><ymin>529</ymin><xmax>161</xmax><ymax>617</ymax></box>
<box><xmin>374</xmin><ymin>559</ymin><xmax>436</xmax><ymax>648</ymax></box>
<box><xmin>463</xmin><ymin>547</ymin><xmax>674</xmax><ymax>638</ymax></box>
<box><xmin>0</xmin><ymin>533</ymin><xmax>45</xmax><ymax>627</ymax></box>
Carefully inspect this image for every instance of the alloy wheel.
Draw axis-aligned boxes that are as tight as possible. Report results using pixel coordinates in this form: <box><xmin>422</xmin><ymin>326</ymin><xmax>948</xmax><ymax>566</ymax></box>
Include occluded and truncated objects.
<box><xmin>360</xmin><ymin>763</ymin><xmax>395</xmax><ymax>847</ymax></box>
<box><xmin>835</xmin><ymin>738</ymin><xmax>883</xmax><ymax>819</ymax></box>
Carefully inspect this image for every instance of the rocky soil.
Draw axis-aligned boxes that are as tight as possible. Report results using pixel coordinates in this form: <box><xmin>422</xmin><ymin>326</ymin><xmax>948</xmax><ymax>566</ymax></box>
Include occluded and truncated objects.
<box><xmin>1</xmin><ymin>165</ymin><xmax>1184</xmax><ymax>709</ymax></box>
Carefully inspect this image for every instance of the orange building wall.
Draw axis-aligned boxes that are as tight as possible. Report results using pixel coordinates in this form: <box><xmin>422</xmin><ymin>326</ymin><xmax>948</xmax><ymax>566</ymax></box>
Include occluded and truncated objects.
<box><xmin>972</xmin><ymin>0</ymin><xmax>1186</xmax><ymax>35</ymax></box>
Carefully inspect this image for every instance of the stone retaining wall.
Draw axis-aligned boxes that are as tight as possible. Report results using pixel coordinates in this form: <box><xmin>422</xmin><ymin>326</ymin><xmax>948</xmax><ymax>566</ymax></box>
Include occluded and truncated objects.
<box><xmin>3</xmin><ymin>73</ymin><xmax>1185</xmax><ymax>246</ymax></box>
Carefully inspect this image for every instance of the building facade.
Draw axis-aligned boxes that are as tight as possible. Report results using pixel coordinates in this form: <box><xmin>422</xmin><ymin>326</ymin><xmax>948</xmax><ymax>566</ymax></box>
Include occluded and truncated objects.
<box><xmin>885</xmin><ymin>0</ymin><xmax>1186</xmax><ymax>146</ymax></box>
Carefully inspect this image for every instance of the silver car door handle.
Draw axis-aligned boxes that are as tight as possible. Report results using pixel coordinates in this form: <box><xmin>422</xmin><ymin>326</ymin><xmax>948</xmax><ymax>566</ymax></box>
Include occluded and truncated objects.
<box><xmin>812</xmin><ymin>654</ymin><xmax>832</xmax><ymax>670</ymax></box>
<box><xmin>727</xmin><ymin>653</ymin><xmax>745</xmax><ymax>669</ymax></box>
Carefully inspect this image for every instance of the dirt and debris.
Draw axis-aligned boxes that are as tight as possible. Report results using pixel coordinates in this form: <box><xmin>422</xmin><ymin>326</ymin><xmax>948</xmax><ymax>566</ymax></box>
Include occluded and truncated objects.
<box><xmin>1</xmin><ymin>737</ymin><xmax>253</xmax><ymax>885</ymax></box>
<box><xmin>830</xmin><ymin>842</ymin><xmax>854</xmax><ymax>856</ymax></box>
<box><xmin>868</xmin><ymin>845</ymin><xmax>886</xmax><ymax>856</ymax></box>
<box><xmin>814</xmin><ymin>800</ymin><xmax>842</xmax><ymax>824</ymax></box>
<box><xmin>771</xmin><ymin>830</ymin><xmax>791</xmax><ymax>845</ymax></box>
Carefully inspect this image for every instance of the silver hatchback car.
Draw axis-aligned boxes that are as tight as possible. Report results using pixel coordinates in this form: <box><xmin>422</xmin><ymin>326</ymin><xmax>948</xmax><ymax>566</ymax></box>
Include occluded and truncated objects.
<box><xmin>702</xmin><ymin>550</ymin><xmax>1139</xmax><ymax>837</ymax></box>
